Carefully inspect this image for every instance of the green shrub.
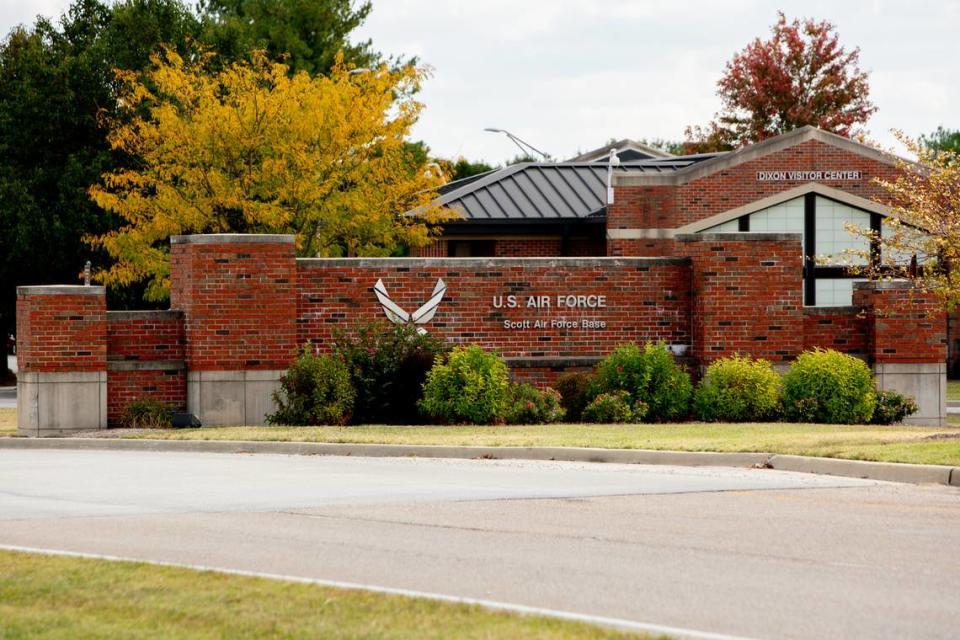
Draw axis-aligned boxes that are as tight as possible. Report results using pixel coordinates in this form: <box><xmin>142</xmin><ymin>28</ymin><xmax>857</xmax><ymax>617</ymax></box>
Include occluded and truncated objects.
<box><xmin>581</xmin><ymin>391</ymin><xmax>647</xmax><ymax>423</ymax></box>
<box><xmin>332</xmin><ymin>322</ymin><xmax>447</xmax><ymax>424</ymax></box>
<box><xmin>268</xmin><ymin>345</ymin><xmax>355</xmax><ymax>425</ymax></box>
<box><xmin>871</xmin><ymin>390</ymin><xmax>919</xmax><ymax>425</ymax></box>
<box><xmin>553</xmin><ymin>372</ymin><xmax>595</xmax><ymax>422</ymax></box>
<box><xmin>418</xmin><ymin>344</ymin><xmax>509</xmax><ymax>424</ymax></box>
<box><xmin>782</xmin><ymin>349</ymin><xmax>876</xmax><ymax>424</ymax></box>
<box><xmin>593</xmin><ymin>342</ymin><xmax>692</xmax><ymax>421</ymax></box>
<box><xmin>694</xmin><ymin>355</ymin><xmax>782</xmax><ymax>422</ymax></box>
<box><xmin>121</xmin><ymin>398</ymin><xmax>172</xmax><ymax>428</ymax></box>
<box><xmin>504</xmin><ymin>383</ymin><xmax>566</xmax><ymax>424</ymax></box>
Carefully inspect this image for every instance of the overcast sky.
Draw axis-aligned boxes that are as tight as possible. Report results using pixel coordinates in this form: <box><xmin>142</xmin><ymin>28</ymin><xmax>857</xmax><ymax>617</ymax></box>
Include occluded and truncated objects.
<box><xmin>3</xmin><ymin>0</ymin><xmax>958</xmax><ymax>163</ymax></box>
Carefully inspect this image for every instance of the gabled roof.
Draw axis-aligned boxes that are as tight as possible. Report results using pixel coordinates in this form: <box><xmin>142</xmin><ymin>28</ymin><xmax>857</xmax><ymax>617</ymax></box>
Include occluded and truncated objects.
<box><xmin>614</xmin><ymin>126</ymin><xmax>903</xmax><ymax>188</ymax></box>
<box><xmin>435</xmin><ymin>159</ymin><xmax>715</xmax><ymax>222</ymax></box>
<box><xmin>568</xmin><ymin>138</ymin><xmax>674</xmax><ymax>162</ymax></box>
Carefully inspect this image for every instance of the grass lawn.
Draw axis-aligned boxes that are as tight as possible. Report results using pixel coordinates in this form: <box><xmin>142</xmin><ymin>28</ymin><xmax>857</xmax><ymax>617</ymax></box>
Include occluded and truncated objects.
<box><xmin>0</xmin><ymin>407</ymin><xmax>14</xmax><ymax>436</ymax></box>
<box><xmin>0</xmin><ymin>550</ymin><xmax>643</xmax><ymax>639</ymax></box>
<box><xmin>3</xmin><ymin>406</ymin><xmax>959</xmax><ymax>466</ymax></box>
<box><xmin>119</xmin><ymin>420</ymin><xmax>960</xmax><ymax>467</ymax></box>
<box><xmin>948</xmin><ymin>380</ymin><xmax>960</xmax><ymax>402</ymax></box>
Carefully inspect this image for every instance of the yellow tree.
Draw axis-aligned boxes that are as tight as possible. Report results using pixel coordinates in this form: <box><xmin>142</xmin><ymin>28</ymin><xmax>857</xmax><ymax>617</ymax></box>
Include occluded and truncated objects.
<box><xmin>863</xmin><ymin>132</ymin><xmax>960</xmax><ymax>310</ymax></box>
<box><xmin>89</xmin><ymin>49</ymin><xmax>449</xmax><ymax>300</ymax></box>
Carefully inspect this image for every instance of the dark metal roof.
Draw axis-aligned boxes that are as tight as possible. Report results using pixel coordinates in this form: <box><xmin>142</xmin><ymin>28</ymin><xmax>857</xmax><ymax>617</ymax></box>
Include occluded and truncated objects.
<box><xmin>434</xmin><ymin>159</ymin><xmax>712</xmax><ymax>222</ymax></box>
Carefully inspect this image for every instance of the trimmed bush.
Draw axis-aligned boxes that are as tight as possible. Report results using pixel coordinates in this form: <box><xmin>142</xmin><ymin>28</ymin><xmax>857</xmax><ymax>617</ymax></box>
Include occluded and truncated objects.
<box><xmin>268</xmin><ymin>345</ymin><xmax>355</xmax><ymax>425</ymax></box>
<box><xmin>121</xmin><ymin>398</ymin><xmax>172</xmax><ymax>428</ymax></box>
<box><xmin>553</xmin><ymin>372</ymin><xmax>595</xmax><ymax>422</ymax></box>
<box><xmin>419</xmin><ymin>345</ymin><xmax>509</xmax><ymax>424</ymax></box>
<box><xmin>593</xmin><ymin>342</ymin><xmax>692</xmax><ymax>421</ymax></box>
<box><xmin>694</xmin><ymin>355</ymin><xmax>782</xmax><ymax>422</ymax></box>
<box><xmin>782</xmin><ymin>349</ymin><xmax>876</xmax><ymax>424</ymax></box>
<box><xmin>332</xmin><ymin>322</ymin><xmax>447</xmax><ymax>424</ymax></box>
<box><xmin>871</xmin><ymin>390</ymin><xmax>919</xmax><ymax>425</ymax></box>
<box><xmin>581</xmin><ymin>391</ymin><xmax>647</xmax><ymax>423</ymax></box>
<box><xmin>504</xmin><ymin>383</ymin><xmax>566</xmax><ymax>424</ymax></box>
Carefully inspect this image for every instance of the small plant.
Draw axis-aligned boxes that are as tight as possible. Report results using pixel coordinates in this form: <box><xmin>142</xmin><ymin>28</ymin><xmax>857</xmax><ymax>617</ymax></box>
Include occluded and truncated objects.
<box><xmin>419</xmin><ymin>344</ymin><xmax>509</xmax><ymax>424</ymax></box>
<box><xmin>581</xmin><ymin>391</ymin><xmax>647</xmax><ymax>423</ymax></box>
<box><xmin>504</xmin><ymin>383</ymin><xmax>566</xmax><ymax>424</ymax></box>
<box><xmin>593</xmin><ymin>342</ymin><xmax>692</xmax><ymax>421</ymax></box>
<box><xmin>553</xmin><ymin>372</ymin><xmax>595</xmax><ymax>422</ymax></box>
<box><xmin>782</xmin><ymin>348</ymin><xmax>876</xmax><ymax>424</ymax></box>
<box><xmin>268</xmin><ymin>344</ymin><xmax>355</xmax><ymax>426</ymax></box>
<box><xmin>871</xmin><ymin>390</ymin><xmax>919</xmax><ymax>425</ymax></box>
<box><xmin>332</xmin><ymin>322</ymin><xmax>447</xmax><ymax>424</ymax></box>
<box><xmin>121</xmin><ymin>398</ymin><xmax>172</xmax><ymax>429</ymax></box>
<box><xmin>694</xmin><ymin>355</ymin><xmax>782</xmax><ymax>422</ymax></box>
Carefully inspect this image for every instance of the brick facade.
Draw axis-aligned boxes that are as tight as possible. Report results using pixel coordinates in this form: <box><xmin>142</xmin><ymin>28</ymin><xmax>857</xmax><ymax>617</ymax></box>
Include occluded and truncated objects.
<box><xmin>106</xmin><ymin>311</ymin><xmax>186</xmax><ymax>426</ymax></box>
<box><xmin>853</xmin><ymin>283</ymin><xmax>947</xmax><ymax>364</ymax></box>
<box><xmin>16</xmin><ymin>286</ymin><xmax>106</xmax><ymax>373</ymax></box>
<box><xmin>170</xmin><ymin>235</ymin><xmax>297</xmax><ymax>370</ymax></box>
<box><xmin>679</xmin><ymin>234</ymin><xmax>804</xmax><ymax>364</ymax></box>
<box><xmin>296</xmin><ymin>257</ymin><xmax>692</xmax><ymax>360</ymax></box>
<box><xmin>802</xmin><ymin>308</ymin><xmax>869</xmax><ymax>355</ymax></box>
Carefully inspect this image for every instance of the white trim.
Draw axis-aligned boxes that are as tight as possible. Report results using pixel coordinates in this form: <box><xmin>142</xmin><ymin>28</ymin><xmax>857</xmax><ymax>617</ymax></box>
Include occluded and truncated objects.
<box><xmin>0</xmin><ymin>544</ymin><xmax>751</xmax><ymax>640</ymax></box>
<box><xmin>606</xmin><ymin>228</ymin><xmax>677</xmax><ymax>240</ymax></box>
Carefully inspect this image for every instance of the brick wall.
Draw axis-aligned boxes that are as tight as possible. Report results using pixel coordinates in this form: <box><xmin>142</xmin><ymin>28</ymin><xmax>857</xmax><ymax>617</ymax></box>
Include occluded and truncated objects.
<box><xmin>802</xmin><ymin>307</ymin><xmax>869</xmax><ymax>355</ymax></box>
<box><xmin>678</xmin><ymin>233</ymin><xmax>804</xmax><ymax>364</ymax></box>
<box><xmin>16</xmin><ymin>286</ymin><xmax>106</xmax><ymax>373</ymax></box>
<box><xmin>495</xmin><ymin>238</ymin><xmax>562</xmax><ymax>257</ymax></box>
<box><xmin>106</xmin><ymin>311</ymin><xmax>186</xmax><ymax>425</ymax></box>
<box><xmin>609</xmin><ymin>139</ymin><xmax>902</xmax><ymax>234</ymax></box>
<box><xmin>170</xmin><ymin>235</ymin><xmax>297</xmax><ymax>370</ymax></box>
<box><xmin>296</xmin><ymin>257</ymin><xmax>692</xmax><ymax>360</ymax></box>
<box><xmin>853</xmin><ymin>282</ymin><xmax>946</xmax><ymax>363</ymax></box>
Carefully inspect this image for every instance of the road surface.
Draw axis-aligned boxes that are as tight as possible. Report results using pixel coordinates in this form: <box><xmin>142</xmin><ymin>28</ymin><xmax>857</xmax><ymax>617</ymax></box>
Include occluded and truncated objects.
<box><xmin>1</xmin><ymin>449</ymin><xmax>958</xmax><ymax>639</ymax></box>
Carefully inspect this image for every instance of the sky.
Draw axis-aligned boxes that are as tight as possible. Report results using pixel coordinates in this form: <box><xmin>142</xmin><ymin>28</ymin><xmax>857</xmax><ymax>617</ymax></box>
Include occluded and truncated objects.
<box><xmin>2</xmin><ymin>0</ymin><xmax>958</xmax><ymax>164</ymax></box>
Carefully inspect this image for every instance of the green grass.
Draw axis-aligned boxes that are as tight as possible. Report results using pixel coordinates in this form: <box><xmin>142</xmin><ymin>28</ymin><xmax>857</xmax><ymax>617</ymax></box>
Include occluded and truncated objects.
<box><xmin>4</xmin><ymin>406</ymin><xmax>960</xmax><ymax>466</ymax></box>
<box><xmin>0</xmin><ymin>407</ymin><xmax>14</xmax><ymax>435</ymax></box>
<box><xmin>120</xmin><ymin>421</ymin><xmax>960</xmax><ymax>467</ymax></box>
<box><xmin>0</xmin><ymin>550</ymin><xmax>644</xmax><ymax>639</ymax></box>
<box><xmin>948</xmin><ymin>380</ymin><xmax>960</xmax><ymax>402</ymax></box>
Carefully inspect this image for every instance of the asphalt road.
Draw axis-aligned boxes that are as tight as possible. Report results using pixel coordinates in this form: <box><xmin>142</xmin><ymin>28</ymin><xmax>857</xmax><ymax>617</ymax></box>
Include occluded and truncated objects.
<box><xmin>1</xmin><ymin>450</ymin><xmax>958</xmax><ymax>639</ymax></box>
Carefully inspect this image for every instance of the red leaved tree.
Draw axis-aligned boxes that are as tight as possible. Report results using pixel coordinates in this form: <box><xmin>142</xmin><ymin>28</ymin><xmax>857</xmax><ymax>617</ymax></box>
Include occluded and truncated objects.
<box><xmin>684</xmin><ymin>12</ymin><xmax>876</xmax><ymax>153</ymax></box>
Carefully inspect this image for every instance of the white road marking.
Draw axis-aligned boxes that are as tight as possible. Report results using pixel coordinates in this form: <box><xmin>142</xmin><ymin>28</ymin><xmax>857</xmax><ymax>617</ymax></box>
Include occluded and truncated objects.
<box><xmin>0</xmin><ymin>543</ymin><xmax>753</xmax><ymax>640</ymax></box>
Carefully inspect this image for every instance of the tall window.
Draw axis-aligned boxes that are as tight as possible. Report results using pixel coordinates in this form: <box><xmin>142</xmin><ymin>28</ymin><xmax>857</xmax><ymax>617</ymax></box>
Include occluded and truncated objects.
<box><xmin>701</xmin><ymin>194</ymin><xmax>885</xmax><ymax>307</ymax></box>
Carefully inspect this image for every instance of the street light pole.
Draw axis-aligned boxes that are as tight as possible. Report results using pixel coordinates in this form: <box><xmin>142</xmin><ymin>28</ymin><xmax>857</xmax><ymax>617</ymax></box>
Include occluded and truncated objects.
<box><xmin>483</xmin><ymin>128</ymin><xmax>550</xmax><ymax>161</ymax></box>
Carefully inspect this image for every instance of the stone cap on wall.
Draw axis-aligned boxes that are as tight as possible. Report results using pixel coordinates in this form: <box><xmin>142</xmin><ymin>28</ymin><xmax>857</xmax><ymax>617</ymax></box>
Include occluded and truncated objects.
<box><xmin>802</xmin><ymin>305</ymin><xmax>862</xmax><ymax>315</ymax></box>
<box><xmin>853</xmin><ymin>279</ymin><xmax>921</xmax><ymax>291</ymax></box>
<box><xmin>170</xmin><ymin>234</ymin><xmax>295</xmax><ymax>245</ymax></box>
<box><xmin>106</xmin><ymin>310</ymin><xmax>184</xmax><ymax>321</ymax></box>
<box><xmin>17</xmin><ymin>285</ymin><xmax>105</xmax><ymax>296</ymax></box>
<box><xmin>675</xmin><ymin>232</ymin><xmax>803</xmax><ymax>243</ymax></box>
<box><xmin>298</xmin><ymin>256</ymin><xmax>691</xmax><ymax>268</ymax></box>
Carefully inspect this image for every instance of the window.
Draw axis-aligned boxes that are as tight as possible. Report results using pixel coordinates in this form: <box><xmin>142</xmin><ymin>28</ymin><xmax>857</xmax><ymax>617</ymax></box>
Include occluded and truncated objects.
<box><xmin>697</xmin><ymin>195</ymin><xmax>883</xmax><ymax>307</ymax></box>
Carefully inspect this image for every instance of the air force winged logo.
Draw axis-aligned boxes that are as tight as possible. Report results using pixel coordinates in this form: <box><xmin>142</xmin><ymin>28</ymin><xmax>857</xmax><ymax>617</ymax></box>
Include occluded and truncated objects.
<box><xmin>373</xmin><ymin>278</ymin><xmax>446</xmax><ymax>334</ymax></box>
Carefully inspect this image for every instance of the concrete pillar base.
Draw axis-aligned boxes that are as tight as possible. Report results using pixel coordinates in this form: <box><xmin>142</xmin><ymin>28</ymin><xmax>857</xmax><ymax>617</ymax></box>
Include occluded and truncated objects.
<box><xmin>873</xmin><ymin>362</ymin><xmax>946</xmax><ymax>426</ymax></box>
<box><xmin>17</xmin><ymin>371</ymin><xmax>107</xmax><ymax>437</ymax></box>
<box><xmin>187</xmin><ymin>370</ymin><xmax>285</xmax><ymax>426</ymax></box>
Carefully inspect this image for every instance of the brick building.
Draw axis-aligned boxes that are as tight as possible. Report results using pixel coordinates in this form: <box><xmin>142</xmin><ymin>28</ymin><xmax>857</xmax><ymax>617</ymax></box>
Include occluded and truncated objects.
<box><xmin>15</xmin><ymin>127</ymin><xmax>947</xmax><ymax>434</ymax></box>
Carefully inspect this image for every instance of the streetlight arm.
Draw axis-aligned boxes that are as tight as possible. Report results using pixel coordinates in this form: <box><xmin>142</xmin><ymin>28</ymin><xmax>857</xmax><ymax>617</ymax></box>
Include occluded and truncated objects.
<box><xmin>483</xmin><ymin>128</ymin><xmax>550</xmax><ymax>161</ymax></box>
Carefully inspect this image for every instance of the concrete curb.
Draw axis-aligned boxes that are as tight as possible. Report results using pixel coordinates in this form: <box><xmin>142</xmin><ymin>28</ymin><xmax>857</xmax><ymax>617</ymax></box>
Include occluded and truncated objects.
<box><xmin>1</xmin><ymin>437</ymin><xmax>958</xmax><ymax>487</ymax></box>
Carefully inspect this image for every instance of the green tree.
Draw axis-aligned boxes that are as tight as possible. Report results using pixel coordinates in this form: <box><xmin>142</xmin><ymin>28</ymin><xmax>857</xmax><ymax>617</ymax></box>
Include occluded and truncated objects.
<box><xmin>197</xmin><ymin>0</ymin><xmax>381</xmax><ymax>74</ymax></box>
<box><xmin>920</xmin><ymin>126</ymin><xmax>960</xmax><ymax>157</ymax></box>
<box><xmin>0</xmin><ymin>0</ymin><xmax>200</xmax><ymax>379</ymax></box>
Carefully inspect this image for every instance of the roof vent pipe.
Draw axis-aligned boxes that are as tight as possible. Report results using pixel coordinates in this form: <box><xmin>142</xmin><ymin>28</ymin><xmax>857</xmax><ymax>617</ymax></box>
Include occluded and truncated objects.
<box><xmin>606</xmin><ymin>148</ymin><xmax>620</xmax><ymax>204</ymax></box>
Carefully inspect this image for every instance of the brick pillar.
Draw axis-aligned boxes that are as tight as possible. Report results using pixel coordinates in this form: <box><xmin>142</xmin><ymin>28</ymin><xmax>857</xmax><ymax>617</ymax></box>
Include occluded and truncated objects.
<box><xmin>606</xmin><ymin>182</ymin><xmax>678</xmax><ymax>257</ymax></box>
<box><xmin>853</xmin><ymin>281</ymin><xmax>947</xmax><ymax>426</ymax></box>
<box><xmin>15</xmin><ymin>285</ymin><xmax>107</xmax><ymax>436</ymax></box>
<box><xmin>170</xmin><ymin>234</ymin><xmax>297</xmax><ymax>426</ymax></box>
<box><xmin>676</xmin><ymin>233</ymin><xmax>804</xmax><ymax>368</ymax></box>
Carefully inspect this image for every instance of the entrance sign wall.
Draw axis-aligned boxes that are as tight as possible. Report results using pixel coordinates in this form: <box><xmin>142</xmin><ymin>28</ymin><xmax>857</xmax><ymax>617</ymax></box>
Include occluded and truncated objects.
<box><xmin>15</xmin><ymin>233</ymin><xmax>947</xmax><ymax>433</ymax></box>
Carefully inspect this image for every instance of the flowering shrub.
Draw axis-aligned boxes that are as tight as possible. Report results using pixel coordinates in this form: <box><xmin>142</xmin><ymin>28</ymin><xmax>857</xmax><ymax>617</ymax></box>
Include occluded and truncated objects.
<box><xmin>268</xmin><ymin>344</ymin><xmax>355</xmax><ymax>425</ymax></box>
<box><xmin>504</xmin><ymin>383</ymin><xmax>565</xmax><ymax>424</ymax></box>
<box><xmin>593</xmin><ymin>342</ymin><xmax>692</xmax><ymax>421</ymax></box>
